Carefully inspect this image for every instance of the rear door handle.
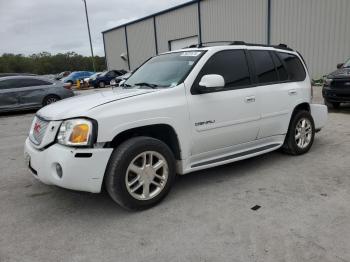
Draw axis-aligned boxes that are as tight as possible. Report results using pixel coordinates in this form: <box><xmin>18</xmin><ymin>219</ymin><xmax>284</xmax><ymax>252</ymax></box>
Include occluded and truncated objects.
<box><xmin>245</xmin><ymin>96</ymin><xmax>256</xmax><ymax>103</ymax></box>
<box><xmin>288</xmin><ymin>89</ymin><xmax>297</xmax><ymax>95</ymax></box>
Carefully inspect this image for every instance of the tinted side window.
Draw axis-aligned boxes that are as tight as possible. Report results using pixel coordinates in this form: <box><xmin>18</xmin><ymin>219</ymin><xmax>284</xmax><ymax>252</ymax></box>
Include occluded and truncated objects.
<box><xmin>250</xmin><ymin>50</ymin><xmax>278</xmax><ymax>84</ymax></box>
<box><xmin>21</xmin><ymin>78</ymin><xmax>52</xmax><ymax>87</ymax></box>
<box><xmin>0</xmin><ymin>79</ymin><xmax>23</xmax><ymax>89</ymax></box>
<box><xmin>195</xmin><ymin>50</ymin><xmax>251</xmax><ymax>90</ymax></box>
<box><xmin>277</xmin><ymin>52</ymin><xmax>306</xmax><ymax>81</ymax></box>
<box><xmin>271</xmin><ymin>52</ymin><xmax>288</xmax><ymax>81</ymax></box>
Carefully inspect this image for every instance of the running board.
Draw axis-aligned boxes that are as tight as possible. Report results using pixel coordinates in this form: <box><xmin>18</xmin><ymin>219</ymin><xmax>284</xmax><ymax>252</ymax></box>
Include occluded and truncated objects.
<box><xmin>191</xmin><ymin>143</ymin><xmax>281</xmax><ymax>168</ymax></box>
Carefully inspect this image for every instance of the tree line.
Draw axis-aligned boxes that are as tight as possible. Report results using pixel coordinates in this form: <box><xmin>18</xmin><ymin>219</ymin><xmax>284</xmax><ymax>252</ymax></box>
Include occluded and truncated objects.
<box><xmin>0</xmin><ymin>52</ymin><xmax>106</xmax><ymax>75</ymax></box>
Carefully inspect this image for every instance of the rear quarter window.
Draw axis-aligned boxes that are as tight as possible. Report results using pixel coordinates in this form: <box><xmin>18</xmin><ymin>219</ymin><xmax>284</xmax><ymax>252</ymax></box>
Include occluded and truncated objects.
<box><xmin>277</xmin><ymin>52</ymin><xmax>306</xmax><ymax>81</ymax></box>
<box><xmin>250</xmin><ymin>50</ymin><xmax>279</xmax><ymax>84</ymax></box>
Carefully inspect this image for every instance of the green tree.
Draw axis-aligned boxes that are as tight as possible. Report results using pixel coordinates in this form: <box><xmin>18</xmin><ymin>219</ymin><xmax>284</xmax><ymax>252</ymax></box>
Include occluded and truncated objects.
<box><xmin>0</xmin><ymin>52</ymin><xmax>107</xmax><ymax>74</ymax></box>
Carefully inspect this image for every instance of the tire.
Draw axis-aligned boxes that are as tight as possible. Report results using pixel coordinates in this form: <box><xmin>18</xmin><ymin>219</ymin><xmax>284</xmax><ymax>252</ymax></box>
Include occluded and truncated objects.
<box><xmin>105</xmin><ymin>137</ymin><xmax>176</xmax><ymax>210</ymax></box>
<box><xmin>42</xmin><ymin>95</ymin><xmax>61</xmax><ymax>106</ymax></box>
<box><xmin>324</xmin><ymin>99</ymin><xmax>340</xmax><ymax>109</ymax></box>
<box><xmin>282</xmin><ymin>110</ymin><xmax>315</xmax><ymax>155</ymax></box>
<box><xmin>99</xmin><ymin>81</ymin><xmax>106</xmax><ymax>88</ymax></box>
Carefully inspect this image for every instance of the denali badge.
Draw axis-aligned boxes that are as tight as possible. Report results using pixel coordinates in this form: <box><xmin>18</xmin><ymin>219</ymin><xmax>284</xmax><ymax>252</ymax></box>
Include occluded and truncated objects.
<box><xmin>195</xmin><ymin>120</ymin><xmax>216</xmax><ymax>127</ymax></box>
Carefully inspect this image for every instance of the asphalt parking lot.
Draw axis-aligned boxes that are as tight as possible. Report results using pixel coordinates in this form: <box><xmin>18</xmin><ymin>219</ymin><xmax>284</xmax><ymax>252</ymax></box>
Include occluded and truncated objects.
<box><xmin>0</xmin><ymin>87</ymin><xmax>349</xmax><ymax>262</ymax></box>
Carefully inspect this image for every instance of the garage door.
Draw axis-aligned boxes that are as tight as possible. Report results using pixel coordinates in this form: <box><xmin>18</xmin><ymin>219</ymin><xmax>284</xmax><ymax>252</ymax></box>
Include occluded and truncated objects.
<box><xmin>169</xmin><ymin>36</ymin><xmax>198</xmax><ymax>50</ymax></box>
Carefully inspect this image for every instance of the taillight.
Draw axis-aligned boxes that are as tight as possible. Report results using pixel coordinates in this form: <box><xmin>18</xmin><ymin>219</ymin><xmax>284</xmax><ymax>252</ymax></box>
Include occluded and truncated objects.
<box><xmin>63</xmin><ymin>83</ymin><xmax>72</xmax><ymax>89</ymax></box>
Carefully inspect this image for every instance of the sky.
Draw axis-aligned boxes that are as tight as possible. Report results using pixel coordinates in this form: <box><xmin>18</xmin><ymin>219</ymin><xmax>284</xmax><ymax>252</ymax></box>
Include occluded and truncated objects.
<box><xmin>0</xmin><ymin>0</ymin><xmax>191</xmax><ymax>56</ymax></box>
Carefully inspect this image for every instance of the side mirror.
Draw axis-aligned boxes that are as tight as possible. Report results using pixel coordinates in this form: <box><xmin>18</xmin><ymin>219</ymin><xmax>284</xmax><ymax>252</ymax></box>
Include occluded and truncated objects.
<box><xmin>198</xmin><ymin>74</ymin><xmax>225</xmax><ymax>91</ymax></box>
<box><xmin>337</xmin><ymin>63</ymin><xmax>344</xmax><ymax>69</ymax></box>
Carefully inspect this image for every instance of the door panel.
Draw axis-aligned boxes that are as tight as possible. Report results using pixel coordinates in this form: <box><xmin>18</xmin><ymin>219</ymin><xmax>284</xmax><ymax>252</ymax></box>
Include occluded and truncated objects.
<box><xmin>188</xmin><ymin>88</ymin><xmax>260</xmax><ymax>156</ymax></box>
<box><xmin>187</xmin><ymin>49</ymin><xmax>260</xmax><ymax>157</ymax></box>
<box><xmin>0</xmin><ymin>79</ymin><xmax>20</xmax><ymax>110</ymax></box>
<box><xmin>18</xmin><ymin>85</ymin><xmax>48</xmax><ymax>108</ymax></box>
<box><xmin>256</xmin><ymin>83</ymin><xmax>292</xmax><ymax>138</ymax></box>
<box><xmin>17</xmin><ymin>79</ymin><xmax>51</xmax><ymax>108</ymax></box>
<box><xmin>0</xmin><ymin>88</ymin><xmax>19</xmax><ymax>110</ymax></box>
<box><xmin>248</xmin><ymin>50</ymin><xmax>292</xmax><ymax>139</ymax></box>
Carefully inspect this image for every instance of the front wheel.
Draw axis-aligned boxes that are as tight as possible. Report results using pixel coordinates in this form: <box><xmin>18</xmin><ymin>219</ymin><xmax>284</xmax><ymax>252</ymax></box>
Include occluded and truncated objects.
<box><xmin>99</xmin><ymin>81</ymin><xmax>106</xmax><ymax>88</ymax></box>
<box><xmin>105</xmin><ymin>137</ymin><xmax>176</xmax><ymax>210</ymax></box>
<box><xmin>282</xmin><ymin>110</ymin><xmax>315</xmax><ymax>155</ymax></box>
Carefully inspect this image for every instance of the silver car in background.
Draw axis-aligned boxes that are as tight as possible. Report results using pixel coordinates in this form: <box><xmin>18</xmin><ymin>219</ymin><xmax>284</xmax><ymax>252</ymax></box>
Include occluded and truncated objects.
<box><xmin>0</xmin><ymin>76</ymin><xmax>74</xmax><ymax>112</ymax></box>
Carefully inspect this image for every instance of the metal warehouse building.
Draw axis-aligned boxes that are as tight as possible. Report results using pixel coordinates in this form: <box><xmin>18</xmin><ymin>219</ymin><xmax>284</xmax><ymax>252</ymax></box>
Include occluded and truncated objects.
<box><xmin>102</xmin><ymin>0</ymin><xmax>350</xmax><ymax>78</ymax></box>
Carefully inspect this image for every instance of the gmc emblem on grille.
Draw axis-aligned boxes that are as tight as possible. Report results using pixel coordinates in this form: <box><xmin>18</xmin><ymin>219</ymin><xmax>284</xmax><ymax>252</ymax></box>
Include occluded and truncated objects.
<box><xmin>34</xmin><ymin>122</ymin><xmax>41</xmax><ymax>134</ymax></box>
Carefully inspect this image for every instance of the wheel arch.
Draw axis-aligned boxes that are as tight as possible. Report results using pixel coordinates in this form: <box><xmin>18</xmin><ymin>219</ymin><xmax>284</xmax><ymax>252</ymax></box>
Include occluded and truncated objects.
<box><xmin>106</xmin><ymin>124</ymin><xmax>182</xmax><ymax>160</ymax></box>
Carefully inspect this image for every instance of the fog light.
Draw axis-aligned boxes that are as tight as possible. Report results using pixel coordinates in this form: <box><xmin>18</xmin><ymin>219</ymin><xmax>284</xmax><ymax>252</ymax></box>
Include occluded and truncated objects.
<box><xmin>55</xmin><ymin>163</ymin><xmax>63</xmax><ymax>178</ymax></box>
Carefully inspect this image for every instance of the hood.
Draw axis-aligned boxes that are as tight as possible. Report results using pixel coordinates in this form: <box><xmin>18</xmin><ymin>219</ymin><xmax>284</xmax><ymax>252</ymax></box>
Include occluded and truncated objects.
<box><xmin>37</xmin><ymin>88</ymin><xmax>157</xmax><ymax>120</ymax></box>
<box><xmin>328</xmin><ymin>68</ymin><xmax>350</xmax><ymax>79</ymax></box>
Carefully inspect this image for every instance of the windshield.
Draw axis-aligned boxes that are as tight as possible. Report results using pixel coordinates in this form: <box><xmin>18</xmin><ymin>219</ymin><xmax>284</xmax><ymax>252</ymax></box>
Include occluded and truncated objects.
<box><xmin>90</xmin><ymin>72</ymin><xmax>101</xmax><ymax>78</ymax></box>
<box><xmin>343</xmin><ymin>58</ymin><xmax>350</xmax><ymax>68</ymax></box>
<box><xmin>124</xmin><ymin>51</ymin><xmax>204</xmax><ymax>88</ymax></box>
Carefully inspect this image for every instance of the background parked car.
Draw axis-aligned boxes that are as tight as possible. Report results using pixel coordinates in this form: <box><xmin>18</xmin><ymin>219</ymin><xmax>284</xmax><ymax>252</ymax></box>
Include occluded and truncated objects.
<box><xmin>323</xmin><ymin>58</ymin><xmax>350</xmax><ymax>109</ymax></box>
<box><xmin>0</xmin><ymin>76</ymin><xmax>74</xmax><ymax>112</ymax></box>
<box><xmin>89</xmin><ymin>70</ymin><xmax>126</xmax><ymax>88</ymax></box>
<box><xmin>61</xmin><ymin>71</ymin><xmax>94</xmax><ymax>85</ymax></box>
<box><xmin>83</xmin><ymin>72</ymin><xmax>102</xmax><ymax>86</ymax></box>
<box><xmin>110</xmin><ymin>71</ymin><xmax>132</xmax><ymax>86</ymax></box>
<box><xmin>55</xmin><ymin>71</ymin><xmax>71</xmax><ymax>80</ymax></box>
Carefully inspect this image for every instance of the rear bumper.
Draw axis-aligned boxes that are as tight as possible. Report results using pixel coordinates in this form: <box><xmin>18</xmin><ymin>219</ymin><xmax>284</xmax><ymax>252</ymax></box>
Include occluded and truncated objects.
<box><xmin>24</xmin><ymin>138</ymin><xmax>113</xmax><ymax>193</ymax></box>
<box><xmin>310</xmin><ymin>104</ymin><xmax>328</xmax><ymax>130</ymax></box>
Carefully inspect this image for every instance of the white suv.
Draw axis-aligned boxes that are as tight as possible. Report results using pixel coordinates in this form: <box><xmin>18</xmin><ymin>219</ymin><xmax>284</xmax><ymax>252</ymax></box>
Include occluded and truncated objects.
<box><xmin>24</xmin><ymin>42</ymin><xmax>328</xmax><ymax>210</ymax></box>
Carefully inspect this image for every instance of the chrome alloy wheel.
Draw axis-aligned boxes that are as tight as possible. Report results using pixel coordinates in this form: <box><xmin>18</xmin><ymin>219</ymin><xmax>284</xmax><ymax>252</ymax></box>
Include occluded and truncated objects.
<box><xmin>295</xmin><ymin>118</ymin><xmax>313</xmax><ymax>149</ymax></box>
<box><xmin>125</xmin><ymin>151</ymin><xmax>169</xmax><ymax>201</ymax></box>
<box><xmin>46</xmin><ymin>97</ymin><xmax>58</xmax><ymax>104</ymax></box>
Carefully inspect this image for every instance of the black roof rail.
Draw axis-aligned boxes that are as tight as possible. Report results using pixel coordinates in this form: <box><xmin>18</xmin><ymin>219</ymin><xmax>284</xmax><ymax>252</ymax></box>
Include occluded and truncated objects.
<box><xmin>186</xmin><ymin>41</ymin><xmax>294</xmax><ymax>51</ymax></box>
<box><xmin>186</xmin><ymin>41</ymin><xmax>235</xmax><ymax>49</ymax></box>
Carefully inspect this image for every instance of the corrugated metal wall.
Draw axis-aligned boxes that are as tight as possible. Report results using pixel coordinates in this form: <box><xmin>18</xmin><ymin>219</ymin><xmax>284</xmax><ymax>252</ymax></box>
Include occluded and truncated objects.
<box><xmin>200</xmin><ymin>0</ymin><xmax>267</xmax><ymax>44</ymax></box>
<box><xmin>103</xmin><ymin>0</ymin><xmax>350</xmax><ymax>78</ymax></box>
<box><xmin>155</xmin><ymin>4</ymin><xmax>198</xmax><ymax>53</ymax></box>
<box><xmin>271</xmin><ymin>0</ymin><xmax>350</xmax><ymax>78</ymax></box>
<box><xmin>103</xmin><ymin>28</ymin><xmax>128</xmax><ymax>70</ymax></box>
<box><xmin>126</xmin><ymin>18</ymin><xmax>156</xmax><ymax>70</ymax></box>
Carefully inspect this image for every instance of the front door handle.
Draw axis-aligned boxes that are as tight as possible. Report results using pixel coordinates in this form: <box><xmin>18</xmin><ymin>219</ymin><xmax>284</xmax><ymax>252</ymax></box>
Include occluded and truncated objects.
<box><xmin>288</xmin><ymin>89</ymin><xmax>297</xmax><ymax>95</ymax></box>
<box><xmin>245</xmin><ymin>96</ymin><xmax>256</xmax><ymax>103</ymax></box>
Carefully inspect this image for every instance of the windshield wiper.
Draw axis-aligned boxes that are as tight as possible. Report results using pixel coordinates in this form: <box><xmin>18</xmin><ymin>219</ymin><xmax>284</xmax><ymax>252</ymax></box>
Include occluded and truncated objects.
<box><xmin>134</xmin><ymin>82</ymin><xmax>159</xmax><ymax>89</ymax></box>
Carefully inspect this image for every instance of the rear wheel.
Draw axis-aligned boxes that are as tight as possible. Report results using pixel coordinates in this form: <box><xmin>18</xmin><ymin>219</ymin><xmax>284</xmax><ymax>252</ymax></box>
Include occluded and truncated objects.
<box><xmin>105</xmin><ymin>137</ymin><xmax>176</xmax><ymax>210</ymax></box>
<box><xmin>282</xmin><ymin>110</ymin><xmax>315</xmax><ymax>155</ymax></box>
<box><xmin>42</xmin><ymin>95</ymin><xmax>60</xmax><ymax>106</ymax></box>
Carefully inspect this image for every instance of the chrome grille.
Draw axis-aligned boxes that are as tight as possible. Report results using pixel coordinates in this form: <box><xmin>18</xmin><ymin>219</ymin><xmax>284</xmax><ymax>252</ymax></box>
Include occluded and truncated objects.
<box><xmin>29</xmin><ymin>116</ymin><xmax>49</xmax><ymax>145</ymax></box>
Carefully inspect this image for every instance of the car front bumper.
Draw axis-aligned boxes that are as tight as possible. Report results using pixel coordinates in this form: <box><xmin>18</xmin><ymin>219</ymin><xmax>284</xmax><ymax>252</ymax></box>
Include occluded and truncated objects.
<box><xmin>24</xmin><ymin>138</ymin><xmax>113</xmax><ymax>193</ymax></box>
<box><xmin>322</xmin><ymin>87</ymin><xmax>350</xmax><ymax>103</ymax></box>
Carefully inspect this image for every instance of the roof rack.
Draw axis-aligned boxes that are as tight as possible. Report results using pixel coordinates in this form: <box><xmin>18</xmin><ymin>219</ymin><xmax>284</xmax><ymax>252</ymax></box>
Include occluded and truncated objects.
<box><xmin>187</xmin><ymin>41</ymin><xmax>293</xmax><ymax>51</ymax></box>
<box><xmin>187</xmin><ymin>41</ymin><xmax>233</xmax><ymax>48</ymax></box>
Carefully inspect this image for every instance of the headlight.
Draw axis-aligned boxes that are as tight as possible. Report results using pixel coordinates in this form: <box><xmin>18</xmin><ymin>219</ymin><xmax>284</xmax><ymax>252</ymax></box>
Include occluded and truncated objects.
<box><xmin>324</xmin><ymin>78</ymin><xmax>333</xmax><ymax>87</ymax></box>
<box><xmin>57</xmin><ymin>119</ymin><xmax>94</xmax><ymax>146</ymax></box>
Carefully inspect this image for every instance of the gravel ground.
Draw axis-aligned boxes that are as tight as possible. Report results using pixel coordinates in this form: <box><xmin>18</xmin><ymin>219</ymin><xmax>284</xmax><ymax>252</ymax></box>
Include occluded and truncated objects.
<box><xmin>0</xmin><ymin>87</ymin><xmax>349</xmax><ymax>262</ymax></box>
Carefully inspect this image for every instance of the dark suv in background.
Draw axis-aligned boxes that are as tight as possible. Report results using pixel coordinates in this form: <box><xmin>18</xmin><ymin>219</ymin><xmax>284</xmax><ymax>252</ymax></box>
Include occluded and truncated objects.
<box><xmin>323</xmin><ymin>58</ymin><xmax>350</xmax><ymax>108</ymax></box>
<box><xmin>89</xmin><ymin>70</ymin><xmax>126</xmax><ymax>88</ymax></box>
